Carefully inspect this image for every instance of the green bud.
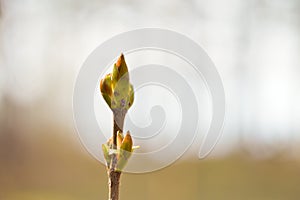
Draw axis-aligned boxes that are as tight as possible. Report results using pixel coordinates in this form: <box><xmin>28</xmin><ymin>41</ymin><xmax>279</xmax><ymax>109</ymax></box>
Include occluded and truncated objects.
<box><xmin>116</xmin><ymin>131</ymin><xmax>133</xmax><ymax>171</ymax></box>
<box><xmin>100</xmin><ymin>73</ymin><xmax>112</xmax><ymax>96</ymax></box>
<box><xmin>117</xmin><ymin>131</ymin><xmax>124</xmax><ymax>149</ymax></box>
<box><xmin>100</xmin><ymin>74</ymin><xmax>113</xmax><ymax>107</ymax></box>
<box><xmin>120</xmin><ymin>131</ymin><xmax>133</xmax><ymax>152</ymax></box>
<box><xmin>100</xmin><ymin>54</ymin><xmax>134</xmax><ymax>112</ymax></box>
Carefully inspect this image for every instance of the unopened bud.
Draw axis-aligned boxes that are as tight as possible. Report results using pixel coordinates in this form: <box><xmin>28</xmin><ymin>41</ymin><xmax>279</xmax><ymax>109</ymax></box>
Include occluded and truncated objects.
<box><xmin>117</xmin><ymin>131</ymin><xmax>124</xmax><ymax>148</ymax></box>
<box><xmin>100</xmin><ymin>73</ymin><xmax>112</xmax><ymax>96</ymax></box>
<box><xmin>100</xmin><ymin>74</ymin><xmax>113</xmax><ymax>107</ymax></box>
<box><xmin>120</xmin><ymin>131</ymin><xmax>133</xmax><ymax>152</ymax></box>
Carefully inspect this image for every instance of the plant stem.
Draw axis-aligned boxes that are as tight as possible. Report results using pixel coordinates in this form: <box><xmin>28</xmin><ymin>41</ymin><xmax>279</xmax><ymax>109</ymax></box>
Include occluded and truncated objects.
<box><xmin>108</xmin><ymin>168</ymin><xmax>121</xmax><ymax>200</ymax></box>
<box><xmin>113</xmin><ymin>114</ymin><xmax>122</xmax><ymax>147</ymax></box>
<box><xmin>108</xmin><ymin>111</ymin><xmax>126</xmax><ymax>200</ymax></box>
<box><xmin>112</xmin><ymin>109</ymin><xmax>126</xmax><ymax>144</ymax></box>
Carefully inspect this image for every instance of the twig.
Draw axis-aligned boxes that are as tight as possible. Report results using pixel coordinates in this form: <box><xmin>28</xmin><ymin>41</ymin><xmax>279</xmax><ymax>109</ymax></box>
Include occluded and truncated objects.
<box><xmin>108</xmin><ymin>112</ymin><xmax>125</xmax><ymax>200</ymax></box>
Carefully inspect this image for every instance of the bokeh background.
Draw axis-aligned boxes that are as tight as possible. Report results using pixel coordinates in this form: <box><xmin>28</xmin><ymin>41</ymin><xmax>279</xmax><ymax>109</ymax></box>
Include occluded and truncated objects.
<box><xmin>1</xmin><ymin>0</ymin><xmax>300</xmax><ymax>199</ymax></box>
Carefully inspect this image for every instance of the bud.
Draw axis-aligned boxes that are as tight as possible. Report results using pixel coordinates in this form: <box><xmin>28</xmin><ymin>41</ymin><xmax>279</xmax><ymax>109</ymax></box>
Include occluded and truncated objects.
<box><xmin>100</xmin><ymin>74</ymin><xmax>113</xmax><ymax>107</ymax></box>
<box><xmin>117</xmin><ymin>131</ymin><xmax>124</xmax><ymax>148</ymax></box>
<box><xmin>100</xmin><ymin>73</ymin><xmax>112</xmax><ymax>96</ymax></box>
<box><xmin>116</xmin><ymin>131</ymin><xmax>133</xmax><ymax>171</ymax></box>
<box><xmin>120</xmin><ymin>131</ymin><xmax>133</xmax><ymax>152</ymax></box>
<box><xmin>100</xmin><ymin>54</ymin><xmax>133</xmax><ymax>112</ymax></box>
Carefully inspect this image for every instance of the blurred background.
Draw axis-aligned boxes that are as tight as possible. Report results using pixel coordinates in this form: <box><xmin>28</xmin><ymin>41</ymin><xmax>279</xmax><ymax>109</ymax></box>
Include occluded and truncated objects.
<box><xmin>0</xmin><ymin>0</ymin><xmax>300</xmax><ymax>199</ymax></box>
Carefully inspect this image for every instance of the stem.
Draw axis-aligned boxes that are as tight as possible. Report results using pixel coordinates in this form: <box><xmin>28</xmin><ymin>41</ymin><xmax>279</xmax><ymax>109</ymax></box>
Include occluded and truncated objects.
<box><xmin>112</xmin><ymin>109</ymin><xmax>127</xmax><ymax>145</ymax></box>
<box><xmin>108</xmin><ymin>168</ymin><xmax>121</xmax><ymax>200</ymax></box>
<box><xmin>113</xmin><ymin>114</ymin><xmax>122</xmax><ymax>147</ymax></box>
<box><xmin>108</xmin><ymin>110</ymin><xmax>126</xmax><ymax>200</ymax></box>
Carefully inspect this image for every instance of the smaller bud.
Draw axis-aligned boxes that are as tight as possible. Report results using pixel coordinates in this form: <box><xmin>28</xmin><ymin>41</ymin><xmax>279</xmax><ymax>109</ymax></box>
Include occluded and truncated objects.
<box><xmin>116</xmin><ymin>131</ymin><xmax>133</xmax><ymax>171</ymax></box>
<box><xmin>120</xmin><ymin>131</ymin><xmax>133</xmax><ymax>152</ymax></box>
<box><xmin>100</xmin><ymin>73</ymin><xmax>112</xmax><ymax>96</ymax></box>
<box><xmin>117</xmin><ymin>131</ymin><xmax>124</xmax><ymax>148</ymax></box>
<box><xmin>100</xmin><ymin>74</ymin><xmax>113</xmax><ymax>107</ymax></box>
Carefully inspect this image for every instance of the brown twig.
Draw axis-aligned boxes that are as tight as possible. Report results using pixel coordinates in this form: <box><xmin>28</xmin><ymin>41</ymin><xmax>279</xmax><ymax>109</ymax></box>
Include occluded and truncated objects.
<box><xmin>108</xmin><ymin>111</ymin><xmax>125</xmax><ymax>200</ymax></box>
<box><xmin>108</xmin><ymin>167</ymin><xmax>121</xmax><ymax>200</ymax></box>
